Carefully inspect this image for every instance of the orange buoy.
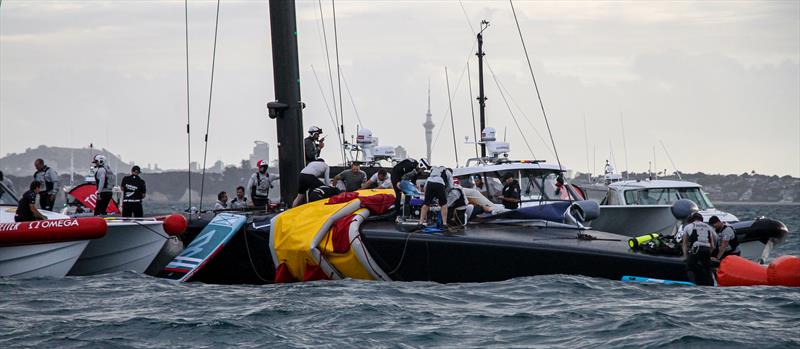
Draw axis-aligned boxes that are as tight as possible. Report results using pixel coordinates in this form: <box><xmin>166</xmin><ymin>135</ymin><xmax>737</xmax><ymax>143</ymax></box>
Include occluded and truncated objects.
<box><xmin>767</xmin><ymin>256</ymin><xmax>800</xmax><ymax>287</ymax></box>
<box><xmin>716</xmin><ymin>255</ymin><xmax>769</xmax><ymax>287</ymax></box>
<box><xmin>162</xmin><ymin>214</ymin><xmax>188</xmax><ymax>236</ymax></box>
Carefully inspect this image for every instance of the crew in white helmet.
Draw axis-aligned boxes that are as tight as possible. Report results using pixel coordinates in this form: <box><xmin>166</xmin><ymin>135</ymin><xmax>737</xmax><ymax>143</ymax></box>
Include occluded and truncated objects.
<box><xmin>92</xmin><ymin>154</ymin><xmax>116</xmax><ymax>215</ymax></box>
<box><xmin>304</xmin><ymin>126</ymin><xmax>325</xmax><ymax>164</ymax></box>
<box><xmin>247</xmin><ymin>159</ymin><xmax>280</xmax><ymax>209</ymax></box>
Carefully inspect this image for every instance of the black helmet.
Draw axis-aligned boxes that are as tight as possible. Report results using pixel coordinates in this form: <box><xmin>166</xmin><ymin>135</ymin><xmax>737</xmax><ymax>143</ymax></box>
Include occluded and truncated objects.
<box><xmin>689</xmin><ymin>212</ymin><xmax>704</xmax><ymax>223</ymax></box>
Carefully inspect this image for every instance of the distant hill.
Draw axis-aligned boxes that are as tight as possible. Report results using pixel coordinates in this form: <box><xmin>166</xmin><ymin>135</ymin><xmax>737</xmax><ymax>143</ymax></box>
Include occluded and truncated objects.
<box><xmin>0</xmin><ymin>145</ymin><xmax>130</xmax><ymax>177</ymax></box>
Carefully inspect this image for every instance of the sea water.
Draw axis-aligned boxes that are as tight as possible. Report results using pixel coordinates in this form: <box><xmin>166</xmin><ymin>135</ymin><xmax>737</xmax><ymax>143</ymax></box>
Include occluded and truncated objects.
<box><xmin>1</xmin><ymin>204</ymin><xmax>798</xmax><ymax>348</ymax></box>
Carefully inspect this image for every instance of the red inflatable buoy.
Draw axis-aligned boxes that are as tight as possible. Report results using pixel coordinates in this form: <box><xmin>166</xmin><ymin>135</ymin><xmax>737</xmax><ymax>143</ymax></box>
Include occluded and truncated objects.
<box><xmin>162</xmin><ymin>214</ymin><xmax>188</xmax><ymax>236</ymax></box>
<box><xmin>716</xmin><ymin>255</ymin><xmax>769</xmax><ymax>287</ymax></box>
<box><xmin>0</xmin><ymin>217</ymin><xmax>107</xmax><ymax>245</ymax></box>
<box><xmin>767</xmin><ymin>256</ymin><xmax>800</xmax><ymax>287</ymax></box>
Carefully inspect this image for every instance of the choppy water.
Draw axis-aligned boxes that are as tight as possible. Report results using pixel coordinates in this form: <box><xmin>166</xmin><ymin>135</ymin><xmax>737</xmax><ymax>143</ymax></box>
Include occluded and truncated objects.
<box><xmin>2</xmin><ymin>204</ymin><xmax>798</xmax><ymax>348</ymax></box>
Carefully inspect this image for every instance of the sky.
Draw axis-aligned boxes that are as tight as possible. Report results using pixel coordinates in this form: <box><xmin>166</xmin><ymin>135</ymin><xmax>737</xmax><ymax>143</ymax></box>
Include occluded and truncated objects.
<box><xmin>1</xmin><ymin>0</ymin><xmax>798</xmax><ymax>177</ymax></box>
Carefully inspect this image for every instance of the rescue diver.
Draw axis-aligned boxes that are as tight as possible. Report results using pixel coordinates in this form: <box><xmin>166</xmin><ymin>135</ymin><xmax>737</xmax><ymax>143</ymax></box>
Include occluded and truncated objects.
<box><xmin>33</xmin><ymin>158</ymin><xmax>59</xmax><ymax>211</ymax></box>
<box><xmin>15</xmin><ymin>181</ymin><xmax>47</xmax><ymax>222</ymax></box>
<box><xmin>92</xmin><ymin>155</ymin><xmax>115</xmax><ymax>216</ymax></box>
<box><xmin>292</xmin><ymin>158</ymin><xmax>328</xmax><ymax>207</ymax></box>
<box><xmin>709</xmin><ymin>215</ymin><xmax>740</xmax><ymax>261</ymax></box>
<box><xmin>214</xmin><ymin>191</ymin><xmax>229</xmax><ymax>210</ymax></box>
<box><xmin>681</xmin><ymin>212</ymin><xmax>718</xmax><ymax>286</ymax></box>
<box><xmin>304</xmin><ymin>126</ymin><xmax>325</xmax><ymax>164</ymax></box>
<box><xmin>230</xmin><ymin>186</ymin><xmax>249</xmax><ymax>209</ymax></box>
<box><xmin>247</xmin><ymin>160</ymin><xmax>279</xmax><ymax>209</ymax></box>
<box><xmin>120</xmin><ymin>165</ymin><xmax>146</xmax><ymax>217</ymax></box>
<box><xmin>418</xmin><ymin>166</ymin><xmax>455</xmax><ymax>231</ymax></box>
<box><xmin>499</xmin><ymin>173</ymin><xmax>521</xmax><ymax>209</ymax></box>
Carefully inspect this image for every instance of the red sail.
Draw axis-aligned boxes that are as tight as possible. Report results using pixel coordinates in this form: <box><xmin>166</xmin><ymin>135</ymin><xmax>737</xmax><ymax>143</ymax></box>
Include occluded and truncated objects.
<box><xmin>68</xmin><ymin>183</ymin><xmax>120</xmax><ymax>214</ymax></box>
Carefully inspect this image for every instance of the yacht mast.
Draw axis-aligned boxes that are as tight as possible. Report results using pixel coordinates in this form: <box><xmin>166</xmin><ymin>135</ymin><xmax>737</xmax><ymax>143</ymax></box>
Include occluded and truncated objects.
<box><xmin>268</xmin><ymin>0</ymin><xmax>304</xmax><ymax>206</ymax></box>
<box><xmin>476</xmin><ymin>20</ymin><xmax>489</xmax><ymax>158</ymax></box>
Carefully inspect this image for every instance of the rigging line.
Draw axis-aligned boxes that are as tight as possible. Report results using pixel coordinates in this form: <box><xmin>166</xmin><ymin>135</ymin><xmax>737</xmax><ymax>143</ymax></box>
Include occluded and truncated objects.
<box><xmin>184</xmin><ymin>0</ymin><xmax>192</xmax><ymax>213</ymax></box>
<box><xmin>485</xmin><ymin>59</ymin><xmax>552</xmax><ymax>158</ymax></box>
<box><xmin>331</xmin><ymin>0</ymin><xmax>346</xmax><ymax>152</ymax></box>
<box><xmin>316</xmin><ymin>0</ymin><xmax>345</xmax><ymax>164</ymax></box>
<box><xmin>583</xmin><ymin>113</ymin><xmax>590</xmax><ymax>176</ymax></box>
<box><xmin>432</xmin><ymin>43</ymin><xmax>474</xmax><ymax>148</ymax></box>
<box><xmin>660</xmin><ymin>140</ymin><xmax>682</xmax><ymax>179</ymax></box>
<box><xmin>310</xmin><ymin>65</ymin><xmax>340</xmax><ymax>134</ymax></box>
<box><xmin>340</xmin><ymin>72</ymin><xmax>365</xmax><ymax>127</ymax></box>
<box><xmin>458</xmin><ymin>0</ymin><xmax>476</xmax><ymax>34</ymax></box>
<box><xmin>198</xmin><ymin>0</ymin><xmax>221</xmax><ymax>212</ymax></box>
<box><xmin>445</xmin><ymin>66</ymin><xmax>459</xmax><ymax>166</ymax></box>
<box><xmin>509</xmin><ymin>0</ymin><xmax>564</xmax><ymax>171</ymax></box>
<box><xmin>487</xmin><ymin>64</ymin><xmax>537</xmax><ymax>159</ymax></box>
<box><xmin>466</xmin><ymin>60</ymin><xmax>479</xmax><ymax>158</ymax></box>
<box><xmin>620</xmin><ymin>112</ymin><xmax>630</xmax><ymax>179</ymax></box>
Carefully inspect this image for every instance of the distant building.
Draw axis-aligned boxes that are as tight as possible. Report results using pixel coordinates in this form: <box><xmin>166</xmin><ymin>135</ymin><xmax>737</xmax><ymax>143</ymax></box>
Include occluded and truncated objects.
<box><xmin>190</xmin><ymin>162</ymin><xmax>198</xmax><ymax>172</ymax></box>
<box><xmin>209</xmin><ymin>160</ymin><xmax>225</xmax><ymax>173</ymax></box>
<box><xmin>394</xmin><ymin>146</ymin><xmax>408</xmax><ymax>160</ymax></box>
<box><xmin>249</xmin><ymin>141</ymin><xmax>270</xmax><ymax>169</ymax></box>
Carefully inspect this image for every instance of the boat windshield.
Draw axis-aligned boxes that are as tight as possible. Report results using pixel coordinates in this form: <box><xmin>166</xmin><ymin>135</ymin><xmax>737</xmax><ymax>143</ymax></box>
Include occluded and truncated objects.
<box><xmin>456</xmin><ymin>169</ymin><xmax>572</xmax><ymax>203</ymax></box>
<box><xmin>0</xmin><ymin>184</ymin><xmax>19</xmax><ymax>206</ymax></box>
<box><xmin>624</xmin><ymin>187</ymin><xmax>714</xmax><ymax>210</ymax></box>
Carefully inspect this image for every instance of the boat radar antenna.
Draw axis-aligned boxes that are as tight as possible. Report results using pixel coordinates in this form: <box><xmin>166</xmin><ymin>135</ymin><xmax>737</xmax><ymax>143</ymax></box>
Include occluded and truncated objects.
<box><xmin>476</xmin><ymin>19</ymin><xmax>489</xmax><ymax>158</ymax></box>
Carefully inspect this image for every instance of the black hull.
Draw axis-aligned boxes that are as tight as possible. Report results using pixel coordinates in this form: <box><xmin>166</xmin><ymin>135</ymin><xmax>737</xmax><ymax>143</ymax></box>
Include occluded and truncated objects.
<box><xmin>186</xmin><ymin>223</ymin><xmax>276</xmax><ymax>284</ymax></box>
<box><xmin>360</xmin><ymin>222</ymin><xmax>690</xmax><ymax>283</ymax></box>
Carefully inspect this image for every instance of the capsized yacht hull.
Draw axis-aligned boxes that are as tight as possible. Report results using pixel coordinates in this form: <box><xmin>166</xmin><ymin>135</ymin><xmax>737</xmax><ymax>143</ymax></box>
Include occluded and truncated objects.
<box><xmin>1</xmin><ymin>240</ymin><xmax>90</xmax><ymax>278</ymax></box>
<box><xmin>68</xmin><ymin>220</ymin><xmax>169</xmax><ymax>275</ymax></box>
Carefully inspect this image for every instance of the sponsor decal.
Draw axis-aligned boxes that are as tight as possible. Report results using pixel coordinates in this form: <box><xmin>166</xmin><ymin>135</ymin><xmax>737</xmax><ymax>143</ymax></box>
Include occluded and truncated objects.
<box><xmin>0</xmin><ymin>223</ymin><xmax>22</xmax><ymax>232</ymax></box>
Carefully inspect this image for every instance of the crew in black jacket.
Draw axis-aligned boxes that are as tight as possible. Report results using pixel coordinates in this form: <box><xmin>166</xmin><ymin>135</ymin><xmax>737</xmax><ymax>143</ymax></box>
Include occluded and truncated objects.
<box><xmin>120</xmin><ymin>166</ymin><xmax>146</xmax><ymax>217</ymax></box>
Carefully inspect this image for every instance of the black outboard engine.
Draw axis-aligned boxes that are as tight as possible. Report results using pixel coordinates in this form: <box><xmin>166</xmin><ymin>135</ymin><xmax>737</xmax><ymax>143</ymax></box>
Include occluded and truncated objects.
<box><xmin>564</xmin><ymin>200</ymin><xmax>600</xmax><ymax>226</ymax></box>
<box><xmin>671</xmin><ymin>199</ymin><xmax>699</xmax><ymax>221</ymax></box>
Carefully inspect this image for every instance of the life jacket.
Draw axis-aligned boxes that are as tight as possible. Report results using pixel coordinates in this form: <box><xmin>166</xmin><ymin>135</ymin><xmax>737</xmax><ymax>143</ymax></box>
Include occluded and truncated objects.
<box><xmin>253</xmin><ymin>172</ymin><xmax>271</xmax><ymax>198</ymax></box>
<box><xmin>34</xmin><ymin>166</ymin><xmax>54</xmax><ymax>193</ymax></box>
<box><xmin>722</xmin><ymin>225</ymin><xmax>740</xmax><ymax>251</ymax></box>
<box><xmin>687</xmin><ymin>222</ymin><xmax>713</xmax><ymax>248</ymax></box>
<box><xmin>446</xmin><ymin>188</ymin><xmax>467</xmax><ymax>208</ymax></box>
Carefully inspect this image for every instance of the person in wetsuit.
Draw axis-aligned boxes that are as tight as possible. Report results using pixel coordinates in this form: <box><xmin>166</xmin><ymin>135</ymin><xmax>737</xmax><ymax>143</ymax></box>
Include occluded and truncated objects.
<box><xmin>120</xmin><ymin>166</ymin><xmax>146</xmax><ymax>217</ymax></box>
<box><xmin>15</xmin><ymin>181</ymin><xmax>47</xmax><ymax>222</ymax></box>
<box><xmin>680</xmin><ymin>212</ymin><xmax>718</xmax><ymax>286</ymax></box>
<box><xmin>33</xmin><ymin>159</ymin><xmax>59</xmax><ymax>211</ymax></box>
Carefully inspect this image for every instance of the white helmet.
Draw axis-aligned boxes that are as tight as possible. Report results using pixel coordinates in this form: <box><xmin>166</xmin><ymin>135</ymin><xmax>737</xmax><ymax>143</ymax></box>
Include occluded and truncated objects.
<box><xmin>93</xmin><ymin>154</ymin><xmax>106</xmax><ymax>166</ymax></box>
<box><xmin>256</xmin><ymin>160</ymin><xmax>268</xmax><ymax>168</ymax></box>
<box><xmin>308</xmin><ymin>126</ymin><xmax>322</xmax><ymax>134</ymax></box>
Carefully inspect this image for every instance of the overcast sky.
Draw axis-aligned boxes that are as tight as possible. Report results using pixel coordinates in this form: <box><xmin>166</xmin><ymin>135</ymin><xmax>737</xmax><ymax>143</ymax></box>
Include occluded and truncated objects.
<box><xmin>1</xmin><ymin>0</ymin><xmax>798</xmax><ymax>176</ymax></box>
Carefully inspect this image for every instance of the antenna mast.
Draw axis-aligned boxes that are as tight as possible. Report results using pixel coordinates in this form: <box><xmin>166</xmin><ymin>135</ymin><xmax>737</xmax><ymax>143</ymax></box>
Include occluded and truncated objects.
<box><xmin>476</xmin><ymin>20</ymin><xmax>489</xmax><ymax>157</ymax></box>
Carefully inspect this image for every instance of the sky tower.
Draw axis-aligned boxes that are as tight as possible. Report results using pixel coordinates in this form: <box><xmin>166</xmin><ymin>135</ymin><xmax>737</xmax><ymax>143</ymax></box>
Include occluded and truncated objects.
<box><xmin>423</xmin><ymin>83</ymin><xmax>434</xmax><ymax>163</ymax></box>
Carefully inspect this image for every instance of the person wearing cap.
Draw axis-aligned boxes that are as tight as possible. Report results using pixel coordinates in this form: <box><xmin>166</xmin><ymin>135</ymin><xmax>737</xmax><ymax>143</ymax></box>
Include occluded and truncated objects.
<box><xmin>498</xmin><ymin>173</ymin><xmax>521</xmax><ymax>210</ymax></box>
<box><xmin>120</xmin><ymin>166</ymin><xmax>146</xmax><ymax>217</ymax></box>
<box><xmin>33</xmin><ymin>158</ymin><xmax>59</xmax><ymax>211</ymax></box>
<box><xmin>680</xmin><ymin>212</ymin><xmax>718</xmax><ymax>286</ymax></box>
<box><xmin>709</xmin><ymin>215</ymin><xmax>740</xmax><ymax>261</ymax></box>
<box><xmin>304</xmin><ymin>126</ymin><xmax>325</xmax><ymax>164</ymax></box>
<box><xmin>92</xmin><ymin>155</ymin><xmax>115</xmax><ymax>216</ymax></box>
<box><xmin>333</xmin><ymin>162</ymin><xmax>367</xmax><ymax>192</ymax></box>
<box><xmin>247</xmin><ymin>160</ymin><xmax>280</xmax><ymax>209</ymax></box>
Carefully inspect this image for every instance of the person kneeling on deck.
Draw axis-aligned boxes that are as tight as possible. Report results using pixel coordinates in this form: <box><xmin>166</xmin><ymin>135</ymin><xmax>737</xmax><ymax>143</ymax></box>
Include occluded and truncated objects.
<box><xmin>709</xmin><ymin>215</ymin><xmax>740</xmax><ymax>261</ymax></box>
<box><xmin>446</xmin><ymin>186</ymin><xmax>473</xmax><ymax>226</ymax></box>
<box><xmin>230</xmin><ymin>186</ymin><xmax>249</xmax><ymax>209</ymax></box>
<box><xmin>292</xmin><ymin>158</ymin><xmax>329</xmax><ymax>207</ymax></box>
<box><xmin>418</xmin><ymin>166</ymin><xmax>455</xmax><ymax>231</ymax></box>
<box><xmin>363</xmin><ymin>169</ymin><xmax>392</xmax><ymax>189</ymax></box>
<box><xmin>92</xmin><ymin>155</ymin><xmax>115</xmax><ymax>216</ymax></box>
<box><xmin>680</xmin><ymin>212</ymin><xmax>718</xmax><ymax>286</ymax></box>
<box><xmin>248</xmin><ymin>160</ymin><xmax>279</xmax><ymax>209</ymax></box>
<box><xmin>333</xmin><ymin>162</ymin><xmax>367</xmax><ymax>192</ymax></box>
<box><xmin>15</xmin><ymin>181</ymin><xmax>47</xmax><ymax>222</ymax></box>
<box><xmin>214</xmin><ymin>191</ymin><xmax>228</xmax><ymax>211</ymax></box>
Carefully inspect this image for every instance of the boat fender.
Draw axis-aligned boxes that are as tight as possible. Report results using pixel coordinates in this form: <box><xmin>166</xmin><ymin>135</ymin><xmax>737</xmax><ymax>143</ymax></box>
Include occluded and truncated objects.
<box><xmin>767</xmin><ymin>256</ymin><xmax>800</xmax><ymax>287</ymax></box>
<box><xmin>0</xmin><ymin>217</ymin><xmax>107</xmax><ymax>245</ymax></box>
<box><xmin>671</xmin><ymin>199</ymin><xmax>698</xmax><ymax>221</ymax></box>
<box><xmin>716</xmin><ymin>255</ymin><xmax>769</xmax><ymax>287</ymax></box>
<box><xmin>162</xmin><ymin>214</ymin><xmax>188</xmax><ymax>236</ymax></box>
<box><xmin>629</xmin><ymin>233</ymin><xmax>659</xmax><ymax>249</ymax></box>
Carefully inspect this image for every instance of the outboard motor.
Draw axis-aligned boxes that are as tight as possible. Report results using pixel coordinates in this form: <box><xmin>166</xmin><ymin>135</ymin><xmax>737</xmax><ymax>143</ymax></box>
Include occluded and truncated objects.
<box><xmin>564</xmin><ymin>200</ymin><xmax>600</xmax><ymax>226</ymax></box>
<box><xmin>671</xmin><ymin>199</ymin><xmax>699</xmax><ymax>221</ymax></box>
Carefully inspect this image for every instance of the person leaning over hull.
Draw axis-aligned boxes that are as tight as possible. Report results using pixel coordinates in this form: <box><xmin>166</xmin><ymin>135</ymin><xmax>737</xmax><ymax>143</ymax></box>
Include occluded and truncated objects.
<box><xmin>92</xmin><ymin>155</ymin><xmax>115</xmax><ymax>216</ymax></box>
<box><xmin>248</xmin><ymin>160</ymin><xmax>279</xmax><ymax>209</ymax></box>
<box><xmin>33</xmin><ymin>158</ymin><xmax>59</xmax><ymax>211</ymax></box>
<box><xmin>680</xmin><ymin>212</ymin><xmax>718</xmax><ymax>286</ymax></box>
<box><xmin>292</xmin><ymin>158</ymin><xmax>328</xmax><ymax>207</ymax></box>
<box><xmin>418</xmin><ymin>166</ymin><xmax>456</xmax><ymax>232</ymax></box>
<box><xmin>363</xmin><ymin>169</ymin><xmax>392</xmax><ymax>190</ymax></box>
<box><xmin>15</xmin><ymin>181</ymin><xmax>47</xmax><ymax>222</ymax></box>
<box><xmin>709</xmin><ymin>215</ymin><xmax>740</xmax><ymax>261</ymax></box>
<box><xmin>333</xmin><ymin>162</ymin><xmax>367</xmax><ymax>192</ymax></box>
<box><xmin>390</xmin><ymin>158</ymin><xmax>421</xmax><ymax>216</ymax></box>
<box><xmin>120</xmin><ymin>166</ymin><xmax>146</xmax><ymax>218</ymax></box>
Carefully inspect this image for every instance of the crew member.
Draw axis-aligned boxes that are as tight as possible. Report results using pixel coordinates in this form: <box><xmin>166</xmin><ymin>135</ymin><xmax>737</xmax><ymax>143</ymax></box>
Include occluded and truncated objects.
<box><xmin>120</xmin><ymin>166</ymin><xmax>146</xmax><ymax>217</ymax></box>
<box><xmin>363</xmin><ymin>169</ymin><xmax>392</xmax><ymax>189</ymax></box>
<box><xmin>292</xmin><ymin>158</ymin><xmax>328</xmax><ymax>207</ymax></box>
<box><xmin>0</xmin><ymin>171</ymin><xmax>15</xmax><ymax>196</ymax></box>
<box><xmin>230</xmin><ymin>186</ymin><xmax>249</xmax><ymax>209</ymax></box>
<box><xmin>247</xmin><ymin>160</ymin><xmax>279</xmax><ymax>209</ymax></box>
<box><xmin>709</xmin><ymin>215</ymin><xmax>740</xmax><ymax>261</ymax></box>
<box><xmin>681</xmin><ymin>212</ymin><xmax>718</xmax><ymax>286</ymax></box>
<box><xmin>390</xmin><ymin>158</ymin><xmax>421</xmax><ymax>215</ymax></box>
<box><xmin>15</xmin><ymin>181</ymin><xmax>47</xmax><ymax>222</ymax></box>
<box><xmin>473</xmin><ymin>177</ymin><xmax>487</xmax><ymax>197</ymax></box>
<box><xmin>418</xmin><ymin>166</ymin><xmax>454</xmax><ymax>231</ymax></box>
<box><xmin>33</xmin><ymin>158</ymin><xmax>59</xmax><ymax>211</ymax></box>
<box><xmin>214</xmin><ymin>191</ymin><xmax>228</xmax><ymax>210</ymax></box>
<box><xmin>304</xmin><ymin>126</ymin><xmax>325</xmax><ymax>164</ymax></box>
<box><xmin>92</xmin><ymin>155</ymin><xmax>115</xmax><ymax>216</ymax></box>
<box><xmin>333</xmin><ymin>162</ymin><xmax>367</xmax><ymax>192</ymax></box>
<box><xmin>499</xmin><ymin>173</ymin><xmax>521</xmax><ymax>209</ymax></box>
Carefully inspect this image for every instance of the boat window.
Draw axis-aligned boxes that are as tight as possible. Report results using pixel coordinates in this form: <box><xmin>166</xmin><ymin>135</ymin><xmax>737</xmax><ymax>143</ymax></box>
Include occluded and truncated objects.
<box><xmin>676</xmin><ymin>188</ymin><xmax>714</xmax><ymax>210</ymax></box>
<box><xmin>520</xmin><ymin>170</ymin><xmax>569</xmax><ymax>202</ymax></box>
<box><xmin>624</xmin><ymin>188</ymin><xmax>680</xmax><ymax>205</ymax></box>
<box><xmin>605</xmin><ymin>189</ymin><xmax>620</xmax><ymax>205</ymax></box>
<box><xmin>0</xmin><ymin>185</ymin><xmax>19</xmax><ymax>206</ymax></box>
